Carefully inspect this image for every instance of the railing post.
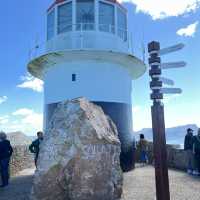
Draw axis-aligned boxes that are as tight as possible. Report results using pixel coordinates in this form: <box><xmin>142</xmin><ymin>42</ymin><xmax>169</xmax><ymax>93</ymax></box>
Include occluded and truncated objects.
<box><xmin>109</xmin><ymin>24</ymin><xmax>112</xmax><ymax>33</ymax></box>
<box><xmin>95</xmin><ymin>0</ymin><xmax>99</xmax><ymax>31</ymax></box>
<box><xmin>72</xmin><ymin>0</ymin><xmax>76</xmax><ymax>32</ymax></box>
<box><xmin>80</xmin><ymin>23</ymin><xmax>83</xmax><ymax>49</ymax></box>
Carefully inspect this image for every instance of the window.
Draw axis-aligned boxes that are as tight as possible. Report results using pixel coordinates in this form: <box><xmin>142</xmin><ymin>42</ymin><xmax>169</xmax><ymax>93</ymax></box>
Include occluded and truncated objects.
<box><xmin>72</xmin><ymin>74</ymin><xmax>76</xmax><ymax>81</ymax></box>
<box><xmin>47</xmin><ymin>9</ymin><xmax>55</xmax><ymax>40</ymax></box>
<box><xmin>76</xmin><ymin>0</ymin><xmax>95</xmax><ymax>30</ymax></box>
<box><xmin>58</xmin><ymin>2</ymin><xmax>72</xmax><ymax>34</ymax></box>
<box><xmin>99</xmin><ymin>2</ymin><xmax>115</xmax><ymax>33</ymax></box>
<box><xmin>117</xmin><ymin>8</ymin><xmax>127</xmax><ymax>41</ymax></box>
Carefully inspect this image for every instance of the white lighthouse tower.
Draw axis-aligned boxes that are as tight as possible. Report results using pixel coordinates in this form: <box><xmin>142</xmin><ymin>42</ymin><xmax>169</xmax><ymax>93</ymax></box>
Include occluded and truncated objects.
<box><xmin>28</xmin><ymin>0</ymin><xmax>146</xmax><ymax>171</ymax></box>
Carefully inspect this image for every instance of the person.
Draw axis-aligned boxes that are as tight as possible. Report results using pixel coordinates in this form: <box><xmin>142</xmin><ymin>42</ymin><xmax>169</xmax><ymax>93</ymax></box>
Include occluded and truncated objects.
<box><xmin>29</xmin><ymin>131</ymin><xmax>44</xmax><ymax>167</ymax></box>
<box><xmin>184</xmin><ymin>128</ymin><xmax>194</xmax><ymax>174</ymax></box>
<box><xmin>0</xmin><ymin>131</ymin><xmax>13</xmax><ymax>187</ymax></box>
<box><xmin>193</xmin><ymin>128</ymin><xmax>200</xmax><ymax>176</ymax></box>
<box><xmin>138</xmin><ymin>134</ymin><xmax>148</xmax><ymax>165</ymax></box>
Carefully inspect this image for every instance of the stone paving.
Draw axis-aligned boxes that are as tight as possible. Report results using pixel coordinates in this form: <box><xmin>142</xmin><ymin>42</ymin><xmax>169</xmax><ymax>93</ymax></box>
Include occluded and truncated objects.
<box><xmin>0</xmin><ymin>168</ymin><xmax>34</xmax><ymax>200</ymax></box>
<box><xmin>0</xmin><ymin>166</ymin><xmax>200</xmax><ymax>200</ymax></box>
<box><xmin>123</xmin><ymin>165</ymin><xmax>200</xmax><ymax>200</ymax></box>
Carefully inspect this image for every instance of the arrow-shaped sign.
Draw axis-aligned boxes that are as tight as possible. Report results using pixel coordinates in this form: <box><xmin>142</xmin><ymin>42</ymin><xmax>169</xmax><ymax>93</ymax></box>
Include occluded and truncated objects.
<box><xmin>159</xmin><ymin>77</ymin><xmax>174</xmax><ymax>86</ymax></box>
<box><xmin>161</xmin><ymin>61</ymin><xmax>186</xmax><ymax>69</ymax></box>
<box><xmin>159</xmin><ymin>43</ymin><xmax>185</xmax><ymax>56</ymax></box>
<box><xmin>160</xmin><ymin>88</ymin><xmax>182</xmax><ymax>94</ymax></box>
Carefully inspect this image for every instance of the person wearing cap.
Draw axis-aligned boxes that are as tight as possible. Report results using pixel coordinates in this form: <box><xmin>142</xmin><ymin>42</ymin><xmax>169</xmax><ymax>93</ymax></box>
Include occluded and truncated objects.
<box><xmin>0</xmin><ymin>131</ymin><xmax>13</xmax><ymax>187</ymax></box>
<box><xmin>193</xmin><ymin>128</ymin><xmax>200</xmax><ymax>176</ymax></box>
<box><xmin>184</xmin><ymin>128</ymin><xmax>194</xmax><ymax>174</ymax></box>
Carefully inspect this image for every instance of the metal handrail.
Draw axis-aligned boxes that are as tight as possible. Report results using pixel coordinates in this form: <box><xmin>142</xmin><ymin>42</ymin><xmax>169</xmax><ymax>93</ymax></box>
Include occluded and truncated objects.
<box><xmin>29</xmin><ymin>23</ymin><xmax>130</xmax><ymax>60</ymax></box>
<box><xmin>57</xmin><ymin>23</ymin><xmax>128</xmax><ymax>40</ymax></box>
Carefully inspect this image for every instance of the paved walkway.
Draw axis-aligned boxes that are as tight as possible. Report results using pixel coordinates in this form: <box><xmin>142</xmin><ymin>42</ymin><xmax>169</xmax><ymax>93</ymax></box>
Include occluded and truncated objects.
<box><xmin>0</xmin><ymin>168</ymin><xmax>34</xmax><ymax>200</ymax></box>
<box><xmin>123</xmin><ymin>165</ymin><xmax>200</xmax><ymax>200</ymax></box>
<box><xmin>0</xmin><ymin>166</ymin><xmax>200</xmax><ymax>200</ymax></box>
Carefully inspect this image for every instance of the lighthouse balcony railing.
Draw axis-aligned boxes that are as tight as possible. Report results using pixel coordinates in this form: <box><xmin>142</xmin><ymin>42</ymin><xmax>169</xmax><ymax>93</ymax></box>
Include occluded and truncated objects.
<box><xmin>29</xmin><ymin>23</ymin><xmax>130</xmax><ymax>61</ymax></box>
<box><xmin>57</xmin><ymin>23</ymin><xmax>127</xmax><ymax>41</ymax></box>
<box><xmin>75</xmin><ymin>23</ymin><xmax>95</xmax><ymax>31</ymax></box>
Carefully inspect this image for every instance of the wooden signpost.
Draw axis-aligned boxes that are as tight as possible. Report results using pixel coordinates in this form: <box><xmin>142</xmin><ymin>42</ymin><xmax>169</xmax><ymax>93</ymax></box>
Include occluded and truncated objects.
<box><xmin>148</xmin><ymin>41</ymin><xmax>186</xmax><ymax>200</ymax></box>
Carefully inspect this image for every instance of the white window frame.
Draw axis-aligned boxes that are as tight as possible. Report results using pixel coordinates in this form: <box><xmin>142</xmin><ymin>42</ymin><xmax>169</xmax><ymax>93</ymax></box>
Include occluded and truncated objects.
<box><xmin>117</xmin><ymin>5</ymin><xmax>127</xmax><ymax>41</ymax></box>
<box><xmin>98</xmin><ymin>0</ymin><xmax>116</xmax><ymax>33</ymax></box>
<box><xmin>57</xmin><ymin>0</ymin><xmax>73</xmax><ymax>34</ymax></box>
<box><xmin>76</xmin><ymin>0</ymin><xmax>96</xmax><ymax>31</ymax></box>
<box><xmin>47</xmin><ymin>8</ymin><xmax>56</xmax><ymax>41</ymax></box>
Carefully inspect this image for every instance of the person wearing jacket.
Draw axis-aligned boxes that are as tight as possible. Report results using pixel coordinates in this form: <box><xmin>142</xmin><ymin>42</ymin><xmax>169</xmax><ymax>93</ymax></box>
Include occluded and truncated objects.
<box><xmin>184</xmin><ymin>128</ymin><xmax>194</xmax><ymax>174</ymax></box>
<box><xmin>29</xmin><ymin>131</ymin><xmax>43</xmax><ymax>167</ymax></box>
<box><xmin>0</xmin><ymin>131</ymin><xmax>13</xmax><ymax>187</ymax></box>
<box><xmin>193</xmin><ymin>128</ymin><xmax>200</xmax><ymax>176</ymax></box>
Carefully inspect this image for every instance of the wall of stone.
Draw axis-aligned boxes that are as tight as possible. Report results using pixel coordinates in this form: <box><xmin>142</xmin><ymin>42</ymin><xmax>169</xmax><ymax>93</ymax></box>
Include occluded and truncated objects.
<box><xmin>136</xmin><ymin>142</ymin><xmax>188</xmax><ymax>171</ymax></box>
<box><xmin>7</xmin><ymin>143</ymin><xmax>188</xmax><ymax>177</ymax></box>
<box><xmin>10</xmin><ymin>145</ymin><xmax>34</xmax><ymax>176</ymax></box>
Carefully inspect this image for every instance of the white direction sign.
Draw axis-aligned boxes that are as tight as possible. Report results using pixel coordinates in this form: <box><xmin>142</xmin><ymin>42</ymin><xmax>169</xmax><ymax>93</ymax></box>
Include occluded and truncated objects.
<box><xmin>159</xmin><ymin>43</ymin><xmax>185</xmax><ymax>56</ymax></box>
<box><xmin>161</xmin><ymin>61</ymin><xmax>186</xmax><ymax>69</ymax></box>
<box><xmin>159</xmin><ymin>77</ymin><xmax>174</xmax><ymax>86</ymax></box>
<box><xmin>160</xmin><ymin>88</ymin><xmax>182</xmax><ymax>94</ymax></box>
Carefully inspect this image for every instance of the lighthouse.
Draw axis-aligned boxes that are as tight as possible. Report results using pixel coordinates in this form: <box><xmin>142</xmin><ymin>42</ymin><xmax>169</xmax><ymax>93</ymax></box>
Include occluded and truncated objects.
<box><xmin>28</xmin><ymin>0</ymin><xmax>146</xmax><ymax>171</ymax></box>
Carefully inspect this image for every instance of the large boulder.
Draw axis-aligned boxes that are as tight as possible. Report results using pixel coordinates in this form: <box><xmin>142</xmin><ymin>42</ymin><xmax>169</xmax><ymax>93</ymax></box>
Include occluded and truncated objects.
<box><xmin>30</xmin><ymin>97</ymin><xmax>123</xmax><ymax>200</ymax></box>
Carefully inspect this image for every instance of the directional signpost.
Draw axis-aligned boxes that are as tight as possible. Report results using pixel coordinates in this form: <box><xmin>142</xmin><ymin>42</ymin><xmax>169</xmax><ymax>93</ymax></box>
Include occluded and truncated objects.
<box><xmin>148</xmin><ymin>41</ymin><xmax>186</xmax><ymax>200</ymax></box>
<box><xmin>160</xmin><ymin>88</ymin><xmax>182</xmax><ymax>94</ymax></box>
<box><xmin>159</xmin><ymin>77</ymin><xmax>174</xmax><ymax>86</ymax></box>
<box><xmin>161</xmin><ymin>61</ymin><xmax>187</xmax><ymax>70</ymax></box>
<box><xmin>159</xmin><ymin>43</ymin><xmax>185</xmax><ymax>55</ymax></box>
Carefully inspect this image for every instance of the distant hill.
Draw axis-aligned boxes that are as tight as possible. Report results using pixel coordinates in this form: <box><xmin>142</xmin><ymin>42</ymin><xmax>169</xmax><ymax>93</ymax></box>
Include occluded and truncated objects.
<box><xmin>6</xmin><ymin>132</ymin><xmax>34</xmax><ymax>146</ymax></box>
<box><xmin>134</xmin><ymin>124</ymin><xmax>199</xmax><ymax>146</ymax></box>
<box><xmin>6</xmin><ymin>124</ymin><xmax>199</xmax><ymax>147</ymax></box>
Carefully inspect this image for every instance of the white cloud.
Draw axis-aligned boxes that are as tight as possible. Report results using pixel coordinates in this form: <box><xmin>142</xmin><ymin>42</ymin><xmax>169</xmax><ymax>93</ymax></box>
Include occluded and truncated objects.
<box><xmin>132</xmin><ymin>105</ymin><xmax>141</xmax><ymax>113</ymax></box>
<box><xmin>0</xmin><ymin>108</ymin><xmax>43</xmax><ymax>136</ymax></box>
<box><xmin>17</xmin><ymin>74</ymin><xmax>43</xmax><ymax>93</ymax></box>
<box><xmin>12</xmin><ymin>108</ymin><xmax>43</xmax><ymax>130</ymax></box>
<box><xmin>177</xmin><ymin>21</ymin><xmax>199</xmax><ymax>37</ymax></box>
<box><xmin>21</xmin><ymin>112</ymin><xmax>43</xmax><ymax>128</ymax></box>
<box><xmin>0</xmin><ymin>96</ymin><xmax>8</xmax><ymax>104</ymax></box>
<box><xmin>123</xmin><ymin>0</ymin><xmax>200</xmax><ymax>20</ymax></box>
<box><xmin>0</xmin><ymin>116</ymin><xmax>9</xmax><ymax>125</ymax></box>
<box><xmin>132</xmin><ymin>105</ymin><xmax>152</xmax><ymax>131</ymax></box>
<box><xmin>13</xmin><ymin>108</ymin><xmax>34</xmax><ymax>116</ymax></box>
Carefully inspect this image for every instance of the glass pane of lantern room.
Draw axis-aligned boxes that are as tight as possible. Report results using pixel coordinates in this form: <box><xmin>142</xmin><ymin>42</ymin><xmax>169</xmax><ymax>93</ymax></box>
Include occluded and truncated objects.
<box><xmin>117</xmin><ymin>8</ymin><xmax>127</xmax><ymax>41</ymax></box>
<box><xmin>76</xmin><ymin>0</ymin><xmax>95</xmax><ymax>30</ymax></box>
<box><xmin>47</xmin><ymin>9</ymin><xmax>55</xmax><ymax>40</ymax></box>
<box><xmin>58</xmin><ymin>2</ymin><xmax>72</xmax><ymax>34</ymax></box>
<box><xmin>99</xmin><ymin>2</ymin><xmax>115</xmax><ymax>33</ymax></box>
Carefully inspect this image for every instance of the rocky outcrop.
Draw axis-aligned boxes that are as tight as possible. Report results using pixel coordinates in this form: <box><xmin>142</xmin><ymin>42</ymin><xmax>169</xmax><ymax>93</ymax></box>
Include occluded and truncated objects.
<box><xmin>7</xmin><ymin>132</ymin><xmax>33</xmax><ymax>146</ymax></box>
<box><xmin>31</xmin><ymin>98</ymin><xmax>123</xmax><ymax>200</ymax></box>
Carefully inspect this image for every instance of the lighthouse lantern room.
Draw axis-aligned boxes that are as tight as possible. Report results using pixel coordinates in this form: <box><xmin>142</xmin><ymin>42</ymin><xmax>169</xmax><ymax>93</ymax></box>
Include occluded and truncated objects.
<box><xmin>28</xmin><ymin>0</ymin><xmax>146</xmax><ymax>171</ymax></box>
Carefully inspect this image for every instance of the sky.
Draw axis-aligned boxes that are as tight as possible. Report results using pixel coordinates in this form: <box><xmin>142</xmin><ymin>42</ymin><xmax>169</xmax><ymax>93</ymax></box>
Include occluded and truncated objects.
<box><xmin>0</xmin><ymin>0</ymin><xmax>200</xmax><ymax>136</ymax></box>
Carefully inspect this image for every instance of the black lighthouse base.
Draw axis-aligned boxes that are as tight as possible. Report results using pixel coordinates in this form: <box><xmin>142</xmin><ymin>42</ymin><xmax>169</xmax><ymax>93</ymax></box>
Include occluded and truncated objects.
<box><xmin>45</xmin><ymin>100</ymin><xmax>135</xmax><ymax>172</ymax></box>
<box><xmin>94</xmin><ymin>101</ymin><xmax>135</xmax><ymax>172</ymax></box>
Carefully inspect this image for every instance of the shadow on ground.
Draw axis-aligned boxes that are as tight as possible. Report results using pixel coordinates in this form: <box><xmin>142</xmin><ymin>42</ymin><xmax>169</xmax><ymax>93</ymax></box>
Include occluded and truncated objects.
<box><xmin>0</xmin><ymin>169</ymin><xmax>34</xmax><ymax>200</ymax></box>
<box><xmin>0</xmin><ymin>166</ymin><xmax>200</xmax><ymax>200</ymax></box>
